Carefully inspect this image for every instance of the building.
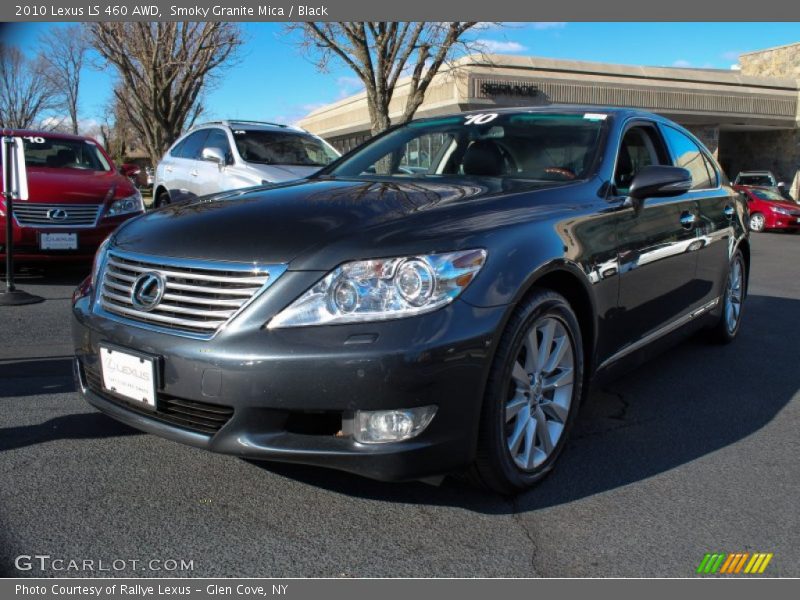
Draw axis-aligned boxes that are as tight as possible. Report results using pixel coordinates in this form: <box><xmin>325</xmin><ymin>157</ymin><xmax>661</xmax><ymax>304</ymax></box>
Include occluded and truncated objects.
<box><xmin>298</xmin><ymin>42</ymin><xmax>800</xmax><ymax>198</ymax></box>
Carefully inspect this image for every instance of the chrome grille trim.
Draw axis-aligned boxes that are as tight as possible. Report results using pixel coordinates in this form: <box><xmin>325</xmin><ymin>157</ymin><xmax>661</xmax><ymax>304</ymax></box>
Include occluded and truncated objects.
<box><xmin>13</xmin><ymin>203</ymin><xmax>102</xmax><ymax>227</ymax></box>
<box><xmin>95</xmin><ymin>249</ymin><xmax>287</xmax><ymax>339</ymax></box>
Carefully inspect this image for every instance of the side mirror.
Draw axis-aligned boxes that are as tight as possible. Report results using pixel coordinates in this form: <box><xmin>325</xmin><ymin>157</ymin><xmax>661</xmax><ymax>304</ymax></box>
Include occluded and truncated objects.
<box><xmin>119</xmin><ymin>163</ymin><xmax>141</xmax><ymax>177</ymax></box>
<box><xmin>201</xmin><ymin>147</ymin><xmax>226</xmax><ymax>165</ymax></box>
<box><xmin>628</xmin><ymin>165</ymin><xmax>692</xmax><ymax>202</ymax></box>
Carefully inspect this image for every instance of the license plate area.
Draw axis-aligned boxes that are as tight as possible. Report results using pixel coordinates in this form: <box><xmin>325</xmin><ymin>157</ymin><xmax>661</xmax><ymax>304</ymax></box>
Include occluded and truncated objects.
<box><xmin>40</xmin><ymin>232</ymin><xmax>78</xmax><ymax>250</ymax></box>
<box><xmin>99</xmin><ymin>345</ymin><xmax>158</xmax><ymax>409</ymax></box>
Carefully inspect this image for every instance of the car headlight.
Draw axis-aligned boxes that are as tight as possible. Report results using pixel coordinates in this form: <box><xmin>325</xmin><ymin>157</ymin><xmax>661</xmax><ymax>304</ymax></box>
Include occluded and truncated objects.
<box><xmin>268</xmin><ymin>249</ymin><xmax>487</xmax><ymax>328</ymax></box>
<box><xmin>106</xmin><ymin>191</ymin><xmax>144</xmax><ymax>217</ymax></box>
<box><xmin>770</xmin><ymin>205</ymin><xmax>792</xmax><ymax>215</ymax></box>
<box><xmin>91</xmin><ymin>236</ymin><xmax>112</xmax><ymax>287</ymax></box>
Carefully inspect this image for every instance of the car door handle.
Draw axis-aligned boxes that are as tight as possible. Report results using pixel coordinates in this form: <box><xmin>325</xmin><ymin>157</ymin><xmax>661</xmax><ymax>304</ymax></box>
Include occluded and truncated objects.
<box><xmin>724</xmin><ymin>205</ymin><xmax>735</xmax><ymax>219</ymax></box>
<box><xmin>190</xmin><ymin>170</ymin><xmax>198</xmax><ymax>177</ymax></box>
<box><xmin>165</xmin><ymin>166</ymin><xmax>173</xmax><ymax>172</ymax></box>
<box><xmin>679</xmin><ymin>212</ymin><xmax>697</xmax><ymax>229</ymax></box>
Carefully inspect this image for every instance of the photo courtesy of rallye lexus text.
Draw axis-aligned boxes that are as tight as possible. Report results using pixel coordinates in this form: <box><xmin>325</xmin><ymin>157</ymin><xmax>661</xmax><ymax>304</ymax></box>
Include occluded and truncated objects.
<box><xmin>71</xmin><ymin>106</ymin><xmax>749</xmax><ymax>494</ymax></box>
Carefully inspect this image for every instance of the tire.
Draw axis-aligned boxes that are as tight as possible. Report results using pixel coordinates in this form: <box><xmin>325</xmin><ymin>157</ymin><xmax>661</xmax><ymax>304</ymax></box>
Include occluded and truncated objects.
<box><xmin>709</xmin><ymin>249</ymin><xmax>746</xmax><ymax>344</ymax></box>
<box><xmin>155</xmin><ymin>190</ymin><xmax>171</xmax><ymax>209</ymax></box>
<box><xmin>749</xmin><ymin>212</ymin><xmax>765</xmax><ymax>232</ymax></box>
<box><xmin>470</xmin><ymin>288</ymin><xmax>584</xmax><ymax>494</ymax></box>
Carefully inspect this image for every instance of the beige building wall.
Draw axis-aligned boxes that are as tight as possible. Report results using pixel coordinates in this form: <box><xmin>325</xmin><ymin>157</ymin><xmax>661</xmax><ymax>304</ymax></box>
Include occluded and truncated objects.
<box><xmin>739</xmin><ymin>42</ymin><xmax>800</xmax><ymax>198</ymax></box>
<box><xmin>300</xmin><ymin>48</ymin><xmax>800</xmax><ymax>199</ymax></box>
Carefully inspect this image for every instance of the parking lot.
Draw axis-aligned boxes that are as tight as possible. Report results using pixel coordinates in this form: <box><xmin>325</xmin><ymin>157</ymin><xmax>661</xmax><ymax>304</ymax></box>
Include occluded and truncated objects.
<box><xmin>0</xmin><ymin>232</ymin><xmax>798</xmax><ymax>578</ymax></box>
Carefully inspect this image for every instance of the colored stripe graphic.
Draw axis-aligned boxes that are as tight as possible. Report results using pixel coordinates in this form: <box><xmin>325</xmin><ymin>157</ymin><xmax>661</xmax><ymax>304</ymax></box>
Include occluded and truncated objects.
<box><xmin>734</xmin><ymin>553</ymin><xmax>750</xmax><ymax>574</ymax></box>
<box><xmin>719</xmin><ymin>554</ymin><xmax>737</xmax><ymax>574</ymax></box>
<box><xmin>697</xmin><ymin>554</ymin><xmax>712</xmax><ymax>574</ymax></box>
<box><xmin>697</xmin><ymin>552</ymin><xmax>772</xmax><ymax>575</ymax></box>
<box><xmin>758</xmin><ymin>554</ymin><xmax>773</xmax><ymax>573</ymax></box>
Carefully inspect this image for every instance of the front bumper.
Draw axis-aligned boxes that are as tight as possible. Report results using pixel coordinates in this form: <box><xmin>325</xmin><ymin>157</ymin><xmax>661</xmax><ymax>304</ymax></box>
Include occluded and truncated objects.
<box><xmin>72</xmin><ymin>293</ymin><xmax>506</xmax><ymax>481</ymax></box>
<box><xmin>0</xmin><ymin>213</ymin><xmax>139</xmax><ymax>261</ymax></box>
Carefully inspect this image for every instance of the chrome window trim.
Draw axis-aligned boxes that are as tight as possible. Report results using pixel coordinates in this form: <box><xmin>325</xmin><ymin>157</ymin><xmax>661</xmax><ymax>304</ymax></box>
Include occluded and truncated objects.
<box><xmin>92</xmin><ymin>248</ymin><xmax>288</xmax><ymax>340</ymax></box>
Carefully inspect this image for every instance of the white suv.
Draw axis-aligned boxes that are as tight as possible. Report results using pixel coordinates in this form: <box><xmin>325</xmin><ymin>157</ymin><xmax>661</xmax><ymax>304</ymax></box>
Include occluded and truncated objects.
<box><xmin>153</xmin><ymin>120</ymin><xmax>340</xmax><ymax>207</ymax></box>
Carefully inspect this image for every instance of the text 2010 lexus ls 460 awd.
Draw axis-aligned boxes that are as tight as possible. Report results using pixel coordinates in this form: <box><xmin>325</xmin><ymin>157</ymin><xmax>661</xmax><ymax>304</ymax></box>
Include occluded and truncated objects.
<box><xmin>72</xmin><ymin>107</ymin><xmax>748</xmax><ymax>493</ymax></box>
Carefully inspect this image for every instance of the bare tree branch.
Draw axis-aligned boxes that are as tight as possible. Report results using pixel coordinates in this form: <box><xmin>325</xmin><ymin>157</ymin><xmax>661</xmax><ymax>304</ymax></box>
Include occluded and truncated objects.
<box><xmin>85</xmin><ymin>22</ymin><xmax>243</xmax><ymax>166</ymax></box>
<box><xmin>38</xmin><ymin>25</ymin><xmax>88</xmax><ymax>135</ymax></box>
<box><xmin>286</xmin><ymin>22</ymin><xmax>480</xmax><ymax>136</ymax></box>
<box><xmin>0</xmin><ymin>43</ymin><xmax>57</xmax><ymax>129</ymax></box>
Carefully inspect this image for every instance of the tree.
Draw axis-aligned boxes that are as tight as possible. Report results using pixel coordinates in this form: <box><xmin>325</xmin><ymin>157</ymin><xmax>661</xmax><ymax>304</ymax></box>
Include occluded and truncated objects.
<box><xmin>0</xmin><ymin>43</ymin><xmax>56</xmax><ymax>129</ymax></box>
<box><xmin>85</xmin><ymin>22</ymin><xmax>242</xmax><ymax>166</ymax></box>
<box><xmin>288</xmin><ymin>22</ymin><xmax>479</xmax><ymax>135</ymax></box>
<box><xmin>39</xmin><ymin>25</ymin><xmax>88</xmax><ymax>135</ymax></box>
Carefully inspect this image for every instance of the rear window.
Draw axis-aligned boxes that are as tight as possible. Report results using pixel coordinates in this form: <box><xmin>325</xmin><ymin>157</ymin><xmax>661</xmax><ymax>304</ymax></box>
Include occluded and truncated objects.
<box><xmin>22</xmin><ymin>136</ymin><xmax>111</xmax><ymax>171</ymax></box>
<box><xmin>232</xmin><ymin>130</ymin><xmax>339</xmax><ymax>167</ymax></box>
<box><xmin>737</xmin><ymin>174</ymin><xmax>774</xmax><ymax>187</ymax></box>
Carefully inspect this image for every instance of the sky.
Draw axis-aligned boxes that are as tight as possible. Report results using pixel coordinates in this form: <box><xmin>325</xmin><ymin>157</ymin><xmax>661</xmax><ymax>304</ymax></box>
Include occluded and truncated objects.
<box><xmin>3</xmin><ymin>21</ymin><xmax>800</xmax><ymax>131</ymax></box>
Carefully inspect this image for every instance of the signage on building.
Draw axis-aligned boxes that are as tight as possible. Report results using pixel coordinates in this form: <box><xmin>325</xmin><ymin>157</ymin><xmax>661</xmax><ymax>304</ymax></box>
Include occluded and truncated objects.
<box><xmin>480</xmin><ymin>81</ymin><xmax>540</xmax><ymax>97</ymax></box>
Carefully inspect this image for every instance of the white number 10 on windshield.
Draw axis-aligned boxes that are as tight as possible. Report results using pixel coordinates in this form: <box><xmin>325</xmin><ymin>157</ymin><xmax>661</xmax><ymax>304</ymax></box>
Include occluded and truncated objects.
<box><xmin>464</xmin><ymin>113</ymin><xmax>498</xmax><ymax>125</ymax></box>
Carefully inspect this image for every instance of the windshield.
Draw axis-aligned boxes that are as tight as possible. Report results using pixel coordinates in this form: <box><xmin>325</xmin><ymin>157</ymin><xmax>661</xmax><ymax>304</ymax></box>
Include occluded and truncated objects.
<box><xmin>751</xmin><ymin>188</ymin><xmax>791</xmax><ymax>202</ymax></box>
<box><xmin>737</xmin><ymin>174</ymin><xmax>774</xmax><ymax>186</ymax></box>
<box><xmin>232</xmin><ymin>130</ymin><xmax>339</xmax><ymax>167</ymax></box>
<box><xmin>326</xmin><ymin>112</ymin><xmax>607</xmax><ymax>182</ymax></box>
<box><xmin>22</xmin><ymin>136</ymin><xmax>111</xmax><ymax>171</ymax></box>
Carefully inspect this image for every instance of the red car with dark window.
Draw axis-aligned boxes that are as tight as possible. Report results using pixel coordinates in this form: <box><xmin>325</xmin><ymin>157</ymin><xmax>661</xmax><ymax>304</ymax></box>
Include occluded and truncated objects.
<box><xmin>1</xmin><ymin>130</ymin><xmax>145</xmax><ymax>262</ymax></box>
<box><xmin>734</xmin><ymin>185</ymin><xmax>800</xmax><ymax>232</ymax></box>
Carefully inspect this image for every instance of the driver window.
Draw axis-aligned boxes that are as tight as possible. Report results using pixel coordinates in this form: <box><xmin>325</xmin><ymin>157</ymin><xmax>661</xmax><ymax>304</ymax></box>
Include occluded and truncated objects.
<box><xmin>614</xmin><ymin>126</ymin><xmax>665</xmax><ymax>193</ymax></box>
<box><xmin>203</xmin><ymin>129</ymin><xmax>232</xmax><ymax>164</ymax></box>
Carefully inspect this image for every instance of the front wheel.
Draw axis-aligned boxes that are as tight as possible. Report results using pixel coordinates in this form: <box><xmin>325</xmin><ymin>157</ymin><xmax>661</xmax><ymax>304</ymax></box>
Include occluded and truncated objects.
<box><xmin>470</xmin><ymin>289</ymin><xmax>584</xmax><ymax>494</ymax></box>
<box><xmin>709</xmin><ymin>249</ymin><xmax>746</xmax><ymax>344</ymax></box>
<box><xmin>155</xmin><ymin>190</ymin><xmax>171</xmax><ymax>209</ymax></box>
<box><xmin>749</xmin><ymin>212</ymin><xmax>766</xmax><ymax>232</ymax></box>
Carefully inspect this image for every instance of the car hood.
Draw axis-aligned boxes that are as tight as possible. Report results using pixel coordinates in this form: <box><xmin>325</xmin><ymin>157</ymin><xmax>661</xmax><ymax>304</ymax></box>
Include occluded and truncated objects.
<box><xmin>245</xmin><ymin>162</ymin><xmax>323</xmax><ymax>183</ymax></box>
<box><xmin>112</xmin><ymin>178</ymin><xmax>559</xmax><ymax>266</ymax></box>
<box><xmin>769</xmin><ymin>200</ymin><xmax>800</xmax><ymax>211</ymax></box>
<box><xmin>12</xmin><ymin>167</ymin><xmax>131</xmax><ymax>204</ymax></box>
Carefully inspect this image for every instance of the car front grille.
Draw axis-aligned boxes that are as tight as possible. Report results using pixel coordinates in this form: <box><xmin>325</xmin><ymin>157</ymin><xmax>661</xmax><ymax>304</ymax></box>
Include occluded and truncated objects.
<box><xmin>96</xmin><ymin>249</ymin><xmax>284</xmax><ymax>338</ymax></box>
<box><xmin>82</xmin><ymin>362</ymin><xmax>233</xmax><ymax>435</ymax></box>
<box><xmin>14</xmin><ymin>203</ymin><xmax>101</xmax><ymax>227</ymax></box>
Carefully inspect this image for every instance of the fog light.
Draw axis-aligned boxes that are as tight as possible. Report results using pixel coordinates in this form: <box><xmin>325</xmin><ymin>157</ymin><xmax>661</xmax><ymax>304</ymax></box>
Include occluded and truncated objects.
<box><xmin>354</xmin><ymin>405</ymin><xmax>437</xmax><ymax>444</ymax></box>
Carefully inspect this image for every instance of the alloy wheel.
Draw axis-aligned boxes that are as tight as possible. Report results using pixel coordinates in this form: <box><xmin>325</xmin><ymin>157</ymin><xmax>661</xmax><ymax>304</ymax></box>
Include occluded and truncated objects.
<box><xmin>749</xmin><ymin>213</ymin><xmax>765</xmax><ymax>232</ymax></box>
<box><xmin>505</xmin><ymin>316</ymin><xmax>575</xmax><ymax>471</ymax></box>
<box><xmin>725</xmin><ymin>255</ymin><xmax>744</xmax><ymax>333</ymax></box>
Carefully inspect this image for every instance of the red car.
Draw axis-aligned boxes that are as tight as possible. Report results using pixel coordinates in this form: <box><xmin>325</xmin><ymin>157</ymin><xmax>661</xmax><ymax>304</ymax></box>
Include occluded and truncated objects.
<box><xmin>734</xmin><ymin>185</ymin><xmax>800</xmax><ymax>232</ymax></box>
<box><xmin>1</xmin><ymin>130</ymin><xmax>145</xmax><ymax>263</ymax></box>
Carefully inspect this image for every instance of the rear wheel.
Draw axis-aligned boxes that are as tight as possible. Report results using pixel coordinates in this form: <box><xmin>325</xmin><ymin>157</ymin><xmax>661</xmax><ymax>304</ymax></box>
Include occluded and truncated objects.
<box><xmin>471</xmin><ymin>289</ymin><xmax>584</xmax><ymax>494</ymax></box>
<box><xmin>710</xmin><ymin>249</ymin><xmax>745</xmax><ymax>344</ymax></box>
<box><xmin>749</xmin><ymin>212</ymin><xmax>765</xmax><ymax>232</ymax></box>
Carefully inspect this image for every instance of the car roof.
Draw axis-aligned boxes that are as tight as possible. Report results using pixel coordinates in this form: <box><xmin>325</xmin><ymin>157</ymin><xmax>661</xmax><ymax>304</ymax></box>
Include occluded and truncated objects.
<box><xmin>444</xmin><ymin>104</ymin><xmax>667</xmax><ymax>122</ymax></box>
<box><xmin>3</xmin><ymin>128</ymin><xmax>94</xmax><ymax>142</ymax></box>
<box><xmin>192</xmin><ymin>120</ymin><xmax>309</xmax><ymax>134</ymax></box>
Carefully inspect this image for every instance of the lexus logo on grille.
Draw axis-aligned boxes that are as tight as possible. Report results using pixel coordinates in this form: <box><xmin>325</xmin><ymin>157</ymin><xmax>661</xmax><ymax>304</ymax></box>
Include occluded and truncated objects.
<box><xmin>47</xmin><ymin>208</ymin><xmax>69</xmax><ymax>221</ymax></box>
<box><xmin>130</xmin><ymin>272</ymin><xmax>166</xmax><ymax>311</ymax></box>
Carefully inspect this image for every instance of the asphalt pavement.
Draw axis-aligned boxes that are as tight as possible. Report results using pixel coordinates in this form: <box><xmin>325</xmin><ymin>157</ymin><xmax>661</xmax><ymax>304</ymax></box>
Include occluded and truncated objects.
<box><xmin>1</xmin><ymin>233</ymin><xmax>798</xmax><ymax>577</ymax></box>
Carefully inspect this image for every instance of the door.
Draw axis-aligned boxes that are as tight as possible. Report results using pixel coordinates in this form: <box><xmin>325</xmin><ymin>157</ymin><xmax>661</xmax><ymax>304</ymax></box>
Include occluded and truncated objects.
<box><xmin>659</xmin><ymin>124</ymin><xmax>734</xmax><ymax>308</ymax></box>
<box><xmin>612</xmin><ymin>123</ymin><xmax>705</xmax><ymax>348</ymax></box>
<box><xmin>172</xmin><ymin>129</ymin><xmax>210</xmax><ymax>201</ymax></box>
<box><xmin>194</xmin><ymin>128</ymin><xmax>233</xmax><ymax>196</ymax></box>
